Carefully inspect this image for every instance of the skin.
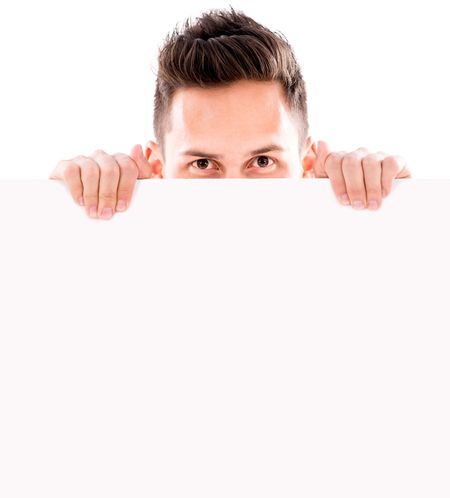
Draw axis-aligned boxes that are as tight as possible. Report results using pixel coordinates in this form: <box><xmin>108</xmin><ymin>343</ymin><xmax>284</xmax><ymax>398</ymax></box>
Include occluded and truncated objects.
<box><xmin>49</xmin><ymin>79</ymin><xmax>412</xmax><ymax>219</ymax></box>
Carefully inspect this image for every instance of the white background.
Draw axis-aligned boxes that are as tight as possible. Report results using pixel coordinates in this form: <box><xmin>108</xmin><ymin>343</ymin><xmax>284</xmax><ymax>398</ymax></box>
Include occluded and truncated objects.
<box><xmin>0</xmin><ymin>0</ymin><xmax>448</xmax><ymax>179</ymax></box>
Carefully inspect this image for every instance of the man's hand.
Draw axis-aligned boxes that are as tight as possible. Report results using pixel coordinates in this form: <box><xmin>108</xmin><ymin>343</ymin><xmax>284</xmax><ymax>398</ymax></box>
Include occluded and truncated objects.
<box><xmin>309</xmin><ymin>141</ymin><xmax>412</xmax><ymax>210</ymax></box>
<box><xmin>49</xmin><ymin>144</ymin><xmax>152</xmax><ymax>219</ymax></box>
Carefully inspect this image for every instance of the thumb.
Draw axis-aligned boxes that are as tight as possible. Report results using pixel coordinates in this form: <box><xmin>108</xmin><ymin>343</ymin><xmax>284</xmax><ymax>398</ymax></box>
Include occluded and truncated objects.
<box><xmin>130</xmin><ymin>144</ymin><xmax>152</xmax><ymax>179</ymax></box>
<box><xmin>313</xmin><ymin>140</ymin><xmax>331</xmax><ymax>178</ymax></box>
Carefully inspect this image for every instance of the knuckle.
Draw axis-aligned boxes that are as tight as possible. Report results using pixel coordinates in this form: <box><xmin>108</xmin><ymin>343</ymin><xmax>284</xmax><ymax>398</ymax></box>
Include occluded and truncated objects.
<box><xmin>92</xmin><ymin>149</ymin><xmax>106</xmax><ymax>156</ymax></box>
<box><xmin>79</xmin><ymin>156</ymin><xmax>97</xmax><ymax>166</ymax></box>
<box><xmin>325</xmin><ymin>159</ymin><xmax>340</xmax><ymax>172</ymax></box>
<box><xmin>99</xmin><ymin>192</ymin><xmax>117</xmax><ymax>202</ymax></box>
<box><xmin>113</xmin><ymin>152</ymin><xmax>129</xmax><ymax>160</ymax></box>
<box><xmin>346</xmin><ymin>187</ymin><xmax>363</xmax><ymax>199</ymax></box>
<box><xmin>342</xmin><ymin>152</ymin><xmax>360</xmax><ymax>166</ymax></box>
<box><xmin>117</xmin><ymin>187</ymin><xmax>134</xmax><ymax>199</ymax></box>
<box><xmin>82</xmin><ymin>164</ymin><xmax>100</xmax><ymax>180</ymax></box>
<box><xmin>382</xmin><ymin>156</ymin><xmax>399</xmax><ymax>170</ymax></box>
<box><xmin>99</xmin><ymin>164</ymin><xmax>118</xmax><ymax>178</ymax></box>
<box><xmin>324</xmin><ymin>153</ymin><xmax>342</xmax><ymax>173</ymax></box>
<box><xmin>366</xmin><ymin>188</ymin><xmax>381</xmax><ymax>198</ymax></box>
<box><xmin>365</xmin><ymin>153</ymin><xmax>381</xmax><ymax>160</ymax></box>
<box><xmin>114</xmin><ymin>154</ymin><xmax>138</xmax><ymax>171</ymax></box>
<box><xmin>362</xmin><ymin>155</ymin><xmax>379</xmax><ymax>167</ymax></box>
<box><xmin>327</xmin><ymin>152</ymin><xmax>342</xmax><ymax>163</ymax></box>
<box><xmin>97</xmin><ymin>156</ymin><xmax>118</xmax><ymax>169</ymax></box>
<box><xmin>122</xmin><ymin>161</ymin><xmax>138</xmax><ymax>174</ymax></box>
<box><xmin>62</xmin><ymin>163</ymin><xmax>80</xmax><ymax>180</ymax></box>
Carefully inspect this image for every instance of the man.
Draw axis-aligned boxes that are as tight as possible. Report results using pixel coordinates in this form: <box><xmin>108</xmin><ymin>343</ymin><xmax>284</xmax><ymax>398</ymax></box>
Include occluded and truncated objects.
<box><xmin>49</xmin><ymin>6</ymin><xmax>411</xmax><ymax>220</ymax></box>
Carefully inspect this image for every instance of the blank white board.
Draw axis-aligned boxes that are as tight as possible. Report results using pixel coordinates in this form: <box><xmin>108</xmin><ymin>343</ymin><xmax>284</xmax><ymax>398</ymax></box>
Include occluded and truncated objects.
<box><xmin>0</xmin><ymin>178</ymin><xmax>449</xmax><ymax>498</ymax></box>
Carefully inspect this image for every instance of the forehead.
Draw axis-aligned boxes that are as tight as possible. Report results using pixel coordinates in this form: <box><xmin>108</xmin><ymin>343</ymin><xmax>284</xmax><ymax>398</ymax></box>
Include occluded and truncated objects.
<box><xmin>167</xmin><ymin>79</ymin><xmax>297</xmax><ymax>143</ymax></box>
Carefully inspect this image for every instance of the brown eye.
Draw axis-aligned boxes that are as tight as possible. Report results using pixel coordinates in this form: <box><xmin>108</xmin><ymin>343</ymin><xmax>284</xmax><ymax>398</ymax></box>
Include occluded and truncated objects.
<box><xmin>194</xmin><ymin>159</ymin><xmax>211</xmax><ymax>170</ymax></box>
<box><xmin>253</xmin><ymin>156</ymin><xmax>275</xmax><ymax>169</ymax></box>
<box><xmin>256</xmin><ymin>156</ymin><xmax>270</xmax><ymax>167</ymax></box>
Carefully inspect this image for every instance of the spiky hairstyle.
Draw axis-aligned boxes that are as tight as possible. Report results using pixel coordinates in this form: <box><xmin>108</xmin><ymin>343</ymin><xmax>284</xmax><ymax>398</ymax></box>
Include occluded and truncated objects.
<box><xmin>153</xmin><ymin>6</ymin><xmax>309</xmax><ymax>160</ymax></box>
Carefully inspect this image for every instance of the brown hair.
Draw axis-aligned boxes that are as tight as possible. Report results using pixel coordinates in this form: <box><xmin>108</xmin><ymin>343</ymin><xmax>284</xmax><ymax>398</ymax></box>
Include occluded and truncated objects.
<box><xmin>152</xmin><ymin>6</ymin><xmax>309</xmax><ymax>162</ymax></box>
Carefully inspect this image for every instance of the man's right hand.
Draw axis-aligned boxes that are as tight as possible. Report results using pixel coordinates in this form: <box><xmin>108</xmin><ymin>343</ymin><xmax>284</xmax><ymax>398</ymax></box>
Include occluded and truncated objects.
<box><xmin>48</xmin><ymin>144</ymin><xmax>153</xmax><ymax>219</ymax></box>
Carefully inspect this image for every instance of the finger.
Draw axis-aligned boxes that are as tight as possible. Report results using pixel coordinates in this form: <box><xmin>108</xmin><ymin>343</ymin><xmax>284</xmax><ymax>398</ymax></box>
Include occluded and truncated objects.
<box><xmin>341</xmin><ymin>151</ymin><xmax>367</xmax><ymax>209</ymax></box>
<box><xmin>56</xmin><ymin>159</ymin><xmax>83</xmax><ymax>205</ymax></box>
<box><xmin>76</xmin><ymin>156</ymin><xmax>100</xmax><ymax>218</ymax></box>
<box><xmin>112</xmin><ymin>153</ymin><xmax>139</xmax><ymax>211</ymax></box>
<box><xmin>362</xmin><ymin>153</ymin><xmax>385</xmax><ymax>210</ymax></box>
<box><xmin>50</xmin><ymin>159</ymin><xmax>76</xmax><ymax>181</ymax></box>
<box><xmin>129</xmin><ymin>144</ymin><xmax>152</xmax><ymax>179</ymax></box>
<box><xmin>353</xmin><ymin>147</ymin><xmax>370</xmax><ymax>155</ymax></box>
<box><xmin>91</xmin><ymin>149</ymin><xmax>120</xmax><ymax>220</ymax></box>
<box><xmin>381</xmin><ymin>155</ymin><xmax>410</xmax><ymax>197</ymax></box>
<box><xmin>323</xmin><ymin>152</ymin><xmax>348</xmax><ymax>204</ymax></box>
<box><xmin>312</xmin><ymin>140</ymin><xmax>332</xmax><ymax>178</ymax></box>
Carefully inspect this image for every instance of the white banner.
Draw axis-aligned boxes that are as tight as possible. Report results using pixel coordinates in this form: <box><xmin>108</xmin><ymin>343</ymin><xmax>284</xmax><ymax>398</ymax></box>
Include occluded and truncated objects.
<box><xmin>0</xmin><ymin>178</ymin><xmax>449</xmax><ymax>497</ymax></box>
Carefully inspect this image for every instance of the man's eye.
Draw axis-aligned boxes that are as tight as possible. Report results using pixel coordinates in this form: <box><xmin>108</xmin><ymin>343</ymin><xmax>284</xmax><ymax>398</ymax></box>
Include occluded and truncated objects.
<box><xmin>190</xmin><ymin>156</ymin><xmax>275</xmax><ymax>171</ymax></box>
<box><xmin>192</xmin><ymin>158</ymin><xmax>213</xmax><ymax>170</ymax></box>
<box><xmin>251</xmin><ymin>156</ymin><xmax>275</xmax><ymax>169</ymax></box>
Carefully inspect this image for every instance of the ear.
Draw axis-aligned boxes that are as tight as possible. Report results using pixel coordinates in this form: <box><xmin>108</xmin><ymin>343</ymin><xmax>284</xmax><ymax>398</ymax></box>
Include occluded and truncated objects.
<box><xmin>145</xmin><ymin>140</ymin><xmax>165</xmax><ymax>178</ymax></box>
<box><xmin>301</xmin><ymin>136</ymin><xmax>317</xmax><ymax>178</ymax></box>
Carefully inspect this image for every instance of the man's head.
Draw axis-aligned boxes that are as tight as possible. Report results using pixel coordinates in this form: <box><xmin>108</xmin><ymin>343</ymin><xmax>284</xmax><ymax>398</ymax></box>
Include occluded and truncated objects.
<box><xmin>146</xmin><ymin>6</ymin><xmax>317</xmax><ymax>179</ymax></box>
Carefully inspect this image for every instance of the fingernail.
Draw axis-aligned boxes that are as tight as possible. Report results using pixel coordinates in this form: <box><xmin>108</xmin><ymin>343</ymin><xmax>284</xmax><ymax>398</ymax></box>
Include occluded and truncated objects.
<box><xmin>89</xmin><ymin>206</ymin><xmax>98</xmax><ymax>218</ymax></box>
<box><xmin>368</xmin><ymin>200</ymin><xmax>378</xmax><ymax>210</ymax></box>
<box><xmin>340</xmin><ymin>194</ymin><xmax>350</xmax><ymax>205</ymax></box>
<box><xmin>116</xmin><ymin>199</ymin><xmax>127</xmax><ymax>211</ymax></box>
<box><xmin>100</xmin><ymin>207</ymin><xmax>113</xmax><ymax>219</ymax></box>
<box><xmin>78</xmin><ymin>197</ymin><xmax>84</xmax><ymax>206</ymax></box>
<box><xmin>352</xmin><ymin>200</ymin><xmax>364</xmax><ymax>209</ymax></box>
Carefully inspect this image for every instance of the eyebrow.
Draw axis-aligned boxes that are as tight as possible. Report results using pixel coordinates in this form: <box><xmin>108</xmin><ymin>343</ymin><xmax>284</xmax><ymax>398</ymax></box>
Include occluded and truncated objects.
<box><xmin>179</xmin><ymin>144</ymin><xmax>286</xmax><ymax>159</ymax></box>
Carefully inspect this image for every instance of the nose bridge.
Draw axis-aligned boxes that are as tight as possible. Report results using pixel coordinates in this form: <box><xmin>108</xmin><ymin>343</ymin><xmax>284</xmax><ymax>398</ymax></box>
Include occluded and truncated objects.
<box><xmin>223</xmin><ymin>167</ymin><xmax>246</xmax><ymax>179</ymax></box>
<box><xmin>221</xmin><ymin>157</ymin><xmax>248</xmax><ymax>178</ymax></box>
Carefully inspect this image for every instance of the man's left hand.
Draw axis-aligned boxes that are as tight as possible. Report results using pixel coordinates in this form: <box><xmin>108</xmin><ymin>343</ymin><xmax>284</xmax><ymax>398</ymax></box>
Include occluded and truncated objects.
<box><xmin>309</xmin><ymin>141</ymin><xmax>412</xmax><ymax>210</ymax></box>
